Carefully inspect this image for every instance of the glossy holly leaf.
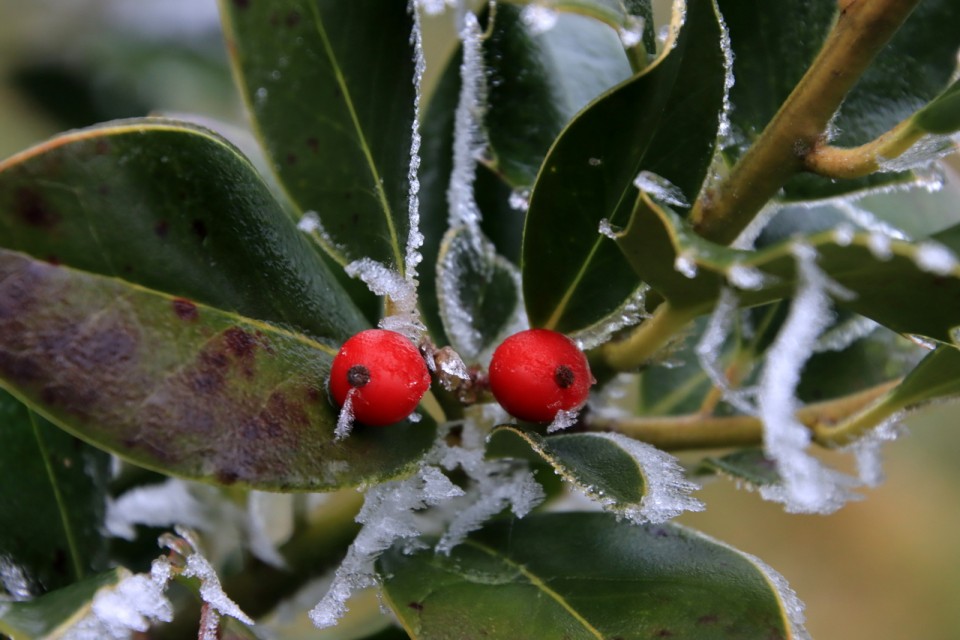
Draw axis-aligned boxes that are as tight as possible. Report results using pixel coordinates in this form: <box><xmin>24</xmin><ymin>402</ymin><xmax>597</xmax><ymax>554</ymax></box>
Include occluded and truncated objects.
<box><xmin>379</xmin><ymin>512</ymin><xmax>806</xmax><ymax>639</ymax></box>
<box><xmin>0</xmin><ymin>569</ymin><xmax>122</xmax><ymax>639</ymax></box>
<box><xmin>0</xmin><ymin>250</ymin><xmax>435</xmax><ymax>491</ymax></box>
<box><xmin>0</xmin><ymin>390</ymin><xmax>110</xmax><ymax>597</ymax></box>
<box><xmin>523</xmin><ymin>0</ymin><xmax>727</xmax><ymax>333</ymax></box>
<box><xmin>698</xmin><ymin>448</ymin><xmax>780</xmax><ymax>488</ymax></box>
<box><xmin>483</xmin><ymin>3</ymin><xmax>635</xmax><ymax>188</ymax></box>
<box><xmin>436</xmin><ymin>228</ymin><xmax>521</xmax><ymax>360</ymax></box>
<box><xmin>219</xmin><ymin>0</ymin><xmax>417</xmax><ymax>273</ymax></box>
<box><xmin>0</xmin><ymin>119</ymin><xmax>368</xmax><ymax>346</ymax></box>
<box><xmin>616</xmin><ymin>194</ymin><xmax>960</xmax><ymax>346</ymax></box>
<box><xmin>417</xmin><ymin>3</ymin><xmax>635</xmax><ymax>339</ymax></box>
<box><xmin>720</xmin><ymin>0</ymin><xmax>960</xmax><ymax>202</ymax></box>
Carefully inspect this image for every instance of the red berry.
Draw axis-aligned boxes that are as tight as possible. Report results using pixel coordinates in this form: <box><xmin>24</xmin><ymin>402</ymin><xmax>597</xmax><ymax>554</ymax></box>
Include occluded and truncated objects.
<box><xmin>329</xmin><ymin>329</ymin><xmax>430</xmax><ymax>426</ymax></box>
<box><xmin>488</xmin><ymin>328</ymin><xmax>594</xmax><ymax>423</ymax></box>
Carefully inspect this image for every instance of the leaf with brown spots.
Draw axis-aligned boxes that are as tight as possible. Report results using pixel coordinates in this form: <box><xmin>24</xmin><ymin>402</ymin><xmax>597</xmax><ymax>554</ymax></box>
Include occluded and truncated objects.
<box><xmin>0</xmin><ymin>250</ymin><xmax>435</xmax><ymax>490</ymax></box>
<box><xmin>0</xmin><ymin>119</ymin><xmax>368</xmax><ymax>347</ymax></box>
<box><xmin>379</xmin><ymin>513</ymin><xmax>806</xmax><ymax>640</ymax></box>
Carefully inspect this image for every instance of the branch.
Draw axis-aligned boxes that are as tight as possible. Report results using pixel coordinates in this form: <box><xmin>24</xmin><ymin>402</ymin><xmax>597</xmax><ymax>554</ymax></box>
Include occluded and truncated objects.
<box><xmin>689</xmin><ymin>0</ymin><xmax>922</xmax><ymax>245</ymax></box>
<box><xmin>804</xmin><ymin>118</ymin><xmax>926</xmax><ymax>179</ymax></box>
<box><xmin>588</xmin><ymin>379</ymin><xmax>900</xmax><ymax>451</ymax></box>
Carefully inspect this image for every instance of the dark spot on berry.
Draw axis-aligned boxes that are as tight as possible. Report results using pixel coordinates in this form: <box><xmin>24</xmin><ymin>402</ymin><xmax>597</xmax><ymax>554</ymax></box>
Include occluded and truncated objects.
<box><xmin>224</xmin><ymin>327</ymin><xmax>257</xmax><ymax>358</ymax></box>
<box><xmin>306</xmin><ymin>137</ymin><xmax>319</xmax><ymax>153</ymax></box>
<box><xmin>15</xmin><ymin>188</ymin><xmax>60</xmax><ymax>229</ymax></box>
<box><xmin>172</xmin><ymin>298</ymin><xmax>199</xmax><ymax>321</ymax></box>
<box><xmin>407</xmin><ymin>602</ymin><xmax>424</xmax><ymax>611</ymax></box>
<box><xmin>232</xmin><ymin>0</ymin><xmax>249</xmax><ymax>8</ymax></box>
<box><xmin>554</xmin><ymin>364</ymin><xmax>575</xmax><ymax>389</ymax></box>
<box><xmin>154</xmin><ymin>220</ymin><xmax>169</xmax><ymax>238</ymax></box>
<box><xmin>285</xmin><ymin>10</ymin><xmax>301</xmax><ymax>27</ymax></box>
<box><xmin>94</xmin><ymin>139</ymin><xmax>110</xmax><ymax>155</ymax></box>
<box><xmin>192</xmin><ymin>219</ymin><xmax>208</xmax><ymax>240</ymax></box>
<box><xmin>286</xmin><ymin>152</ymin><xmax>298</xmax><ymax>165</ymax></box>
<box><xmin>347</xmin><ymin>365</ymin><xmax>371</xmax><ymax>388</ymax></box>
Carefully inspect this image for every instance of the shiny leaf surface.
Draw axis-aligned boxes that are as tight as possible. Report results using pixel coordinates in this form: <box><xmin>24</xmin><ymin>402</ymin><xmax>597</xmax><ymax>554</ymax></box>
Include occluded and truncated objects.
<box><xmin>0</xmin><ymin>119</ymin><xmax>368</xmax><ymax>346</ymax></box>
<box><xmin>220</xmin><ymin>0</ymin><xmax>417</xmax><ymax>272</ymax></box>
<box><xmin>523</xmin><ymin>0</ymin><xmax>726</xmax><ymax>333</ymax></box>
<box><xmin>379</xmin><ymin>512</ymin><xmax>803</xmax><ymax>640</ymax></box>
<box><xmin>0</xmin><ymin>390</ymin><xmax>110</xmax><ymax>596</ymax></box>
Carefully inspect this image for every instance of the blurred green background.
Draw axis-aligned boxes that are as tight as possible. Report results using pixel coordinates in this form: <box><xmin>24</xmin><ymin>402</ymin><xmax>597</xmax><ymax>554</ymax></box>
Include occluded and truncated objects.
<box><xmin>1</xmin><ymin>1</ymin><xmax>959</xmax><ymax>638</ymax></box>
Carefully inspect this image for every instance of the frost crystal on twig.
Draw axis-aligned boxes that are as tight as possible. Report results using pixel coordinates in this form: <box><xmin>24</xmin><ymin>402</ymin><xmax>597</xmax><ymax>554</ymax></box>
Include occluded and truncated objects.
<box><xmin>695</xmin><ymin>288</ymin><xmax>757</xmax><ymax>415</ymax></box>
<box><xmin>757</xmin><ymin>244</ymin><xmax>860</xmax><ymax>514</ymax></box>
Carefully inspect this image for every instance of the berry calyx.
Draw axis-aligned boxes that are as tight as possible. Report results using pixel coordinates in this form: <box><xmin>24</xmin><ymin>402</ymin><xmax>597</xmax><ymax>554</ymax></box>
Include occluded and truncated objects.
<box><xmin>328</xmin><ymin>329</ymin><xmax>431</xmax><ymax>426</ymax></box>
<box><xmin>488</xmin><ymin>328</ymin><xmax>594</xmax><ymax>423</ymax></box>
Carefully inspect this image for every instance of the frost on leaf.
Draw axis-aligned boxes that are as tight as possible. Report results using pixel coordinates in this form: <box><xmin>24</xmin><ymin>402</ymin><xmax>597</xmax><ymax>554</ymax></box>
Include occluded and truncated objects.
<box><xmin>702</xmin><ymin>530</ymin><xmax>813</xmax><ymax>640</ymax></box>
<box><xmin>633</xmin><ymin>170</ymin><xmax>689</xmax><ymax>208</ymax></box>
<box><xmin>584</xmin><ymin>432</ymin><xmax>704</xmax><ymax>524</ymax></box>
<box><xmin>345</xmin><ymin>258</ymin><xmax>425</xmax><ymax>341</ymax></box>
<box><xmin>757</xmin><ymin>244</ymin><xmax>861</xmax><ymax>514</ymax></box>
<box><xmin>310</xmin><ymin>417</ymin><xmax>546</xmax><ymax>628</ymax></box>
<box><xmin>570</xmin><ymin>285</ymin><xmax>649</xmax><ymax>351</ymax></box>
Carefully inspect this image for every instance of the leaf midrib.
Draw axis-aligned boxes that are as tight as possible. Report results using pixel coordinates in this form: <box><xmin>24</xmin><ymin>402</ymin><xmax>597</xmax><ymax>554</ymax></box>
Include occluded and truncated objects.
<box><xmin>464</xmin><ymin>539</ymin><xmax>606</xmax><ymax>639</ymax></box>
<box><xmin>307</xmin><ymin>3</ymin><xmax>405</xmax><ymax>273</ymax></box>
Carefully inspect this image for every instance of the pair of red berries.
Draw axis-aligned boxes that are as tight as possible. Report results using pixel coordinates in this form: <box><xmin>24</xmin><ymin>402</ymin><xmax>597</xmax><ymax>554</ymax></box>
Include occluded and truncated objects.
<box><xmin>329</xmin><ymin>328</ymin><xmax>593</xmax><ymax>426</ymax></box>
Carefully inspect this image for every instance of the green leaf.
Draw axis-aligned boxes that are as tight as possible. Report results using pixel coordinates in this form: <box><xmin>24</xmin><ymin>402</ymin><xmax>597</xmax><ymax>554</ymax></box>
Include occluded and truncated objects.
<box><xmin>881</xmin><ymin>345</ymin><xmax>960</xmax><ymax>413</ymax></box>
<box><xmin>0</xmin><ymin>390</ymin><xmax>110</xmax><ymax>596</ymax></box>
<box><xmin>914</xmin><ymin>78</ymin><xmax>960</xmax><ymax>135</ymax></box>
<box><xmin>615</xmin><ymin>194</ymin><xmax>960</xmax><ymax>346</ymax></box>
<box><xmin>698</xmin><ymin>448</ymin><xmax>780</xmax><ymax>488</ymax></box>
<box><xmin>379</xmin><ymin>512</ymin><xmax>805</xmax><ymax>640</ymax></box>
<box><xmin>484</xmin><ymin>3</ymin><xmax>635</xmax><ymax>187</ymax></box>
<box><xmin>523</xmin><ymin>0</ymin><xmax>727</xmax><ymax>333</ymax></box>
<box><xmin>220</xmin><ymin>0</ymin><xmax>417</xmax><ymax>273</ymax></box>
<box><xmin>0</xmin><ymin>569</ymin><xmax>122</xmax><ymax>639</ymax></box>
<box><xmin>436</xmin><ymin>228</ymin><xmax>521</xmax><ymax>360</ymax></box>
<box><xmin>0</xmin><ymin>250</ymin><xmax>435</xmax><ymax>491</ymax></box>
<box><xmin>417</xmin><ymin>4</ymin><xmax>634</xmax><ymax>339</ymax></box>
<box><xmin>720</xmin><ymin>0</ymin><xmax>960</xmax><ymax>201</ymax></box>
<box><xmin>487</xmin><ymin>427</ymin><xmax>702</xmax><ymax>522</ymax></box>
<box><xmin>0</xmin><ymin>119</ymin><xmax>368</xmax><ymax>346</ymax></box>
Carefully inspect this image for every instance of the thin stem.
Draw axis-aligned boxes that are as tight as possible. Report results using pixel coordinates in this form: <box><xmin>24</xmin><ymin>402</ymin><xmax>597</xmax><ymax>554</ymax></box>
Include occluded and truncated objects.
<box><xmin>601</xmin><ymin>302</ymin><xmax>700</xmax><ymax>371</ymax></box>
<box><xmin>689</xmin><ymin>0</ymin><xmax>922</xmax><ymax>245</ymax></box>
<box><xmin>590</xmin><ymin>379</ymin><xmax>900</xmax><ymax>451</ymax></box>
<box><xmin>804</xmin><ymin>118</ymin><xmax>925</xmax><ymax>179</ymax></box>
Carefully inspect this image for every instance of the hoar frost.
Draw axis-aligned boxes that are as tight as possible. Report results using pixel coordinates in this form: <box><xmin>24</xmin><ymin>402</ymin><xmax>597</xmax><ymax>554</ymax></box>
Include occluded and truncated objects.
<box><xmin>633</xmin><ymin>170</ymin><xmax>689</xmax><ymax>208</ymax></box>
<box><xmin>695</xmin><ymin>289</ymin><xmax>758</xmax><ymax>415</ymax></box>
<box><xmin>310</xmin><ymin>420</ymin><xmax>544</xmax><ymax>629</ymax></box>
<box><xmin>520</xmin><ymin>5</ymin><xmax>559</xmax><ymax>35</ymax></box>
<box><xmin>757</xmin><ymin>244</ymin><xmax>861</xmax><ymax>514</ymax></box>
